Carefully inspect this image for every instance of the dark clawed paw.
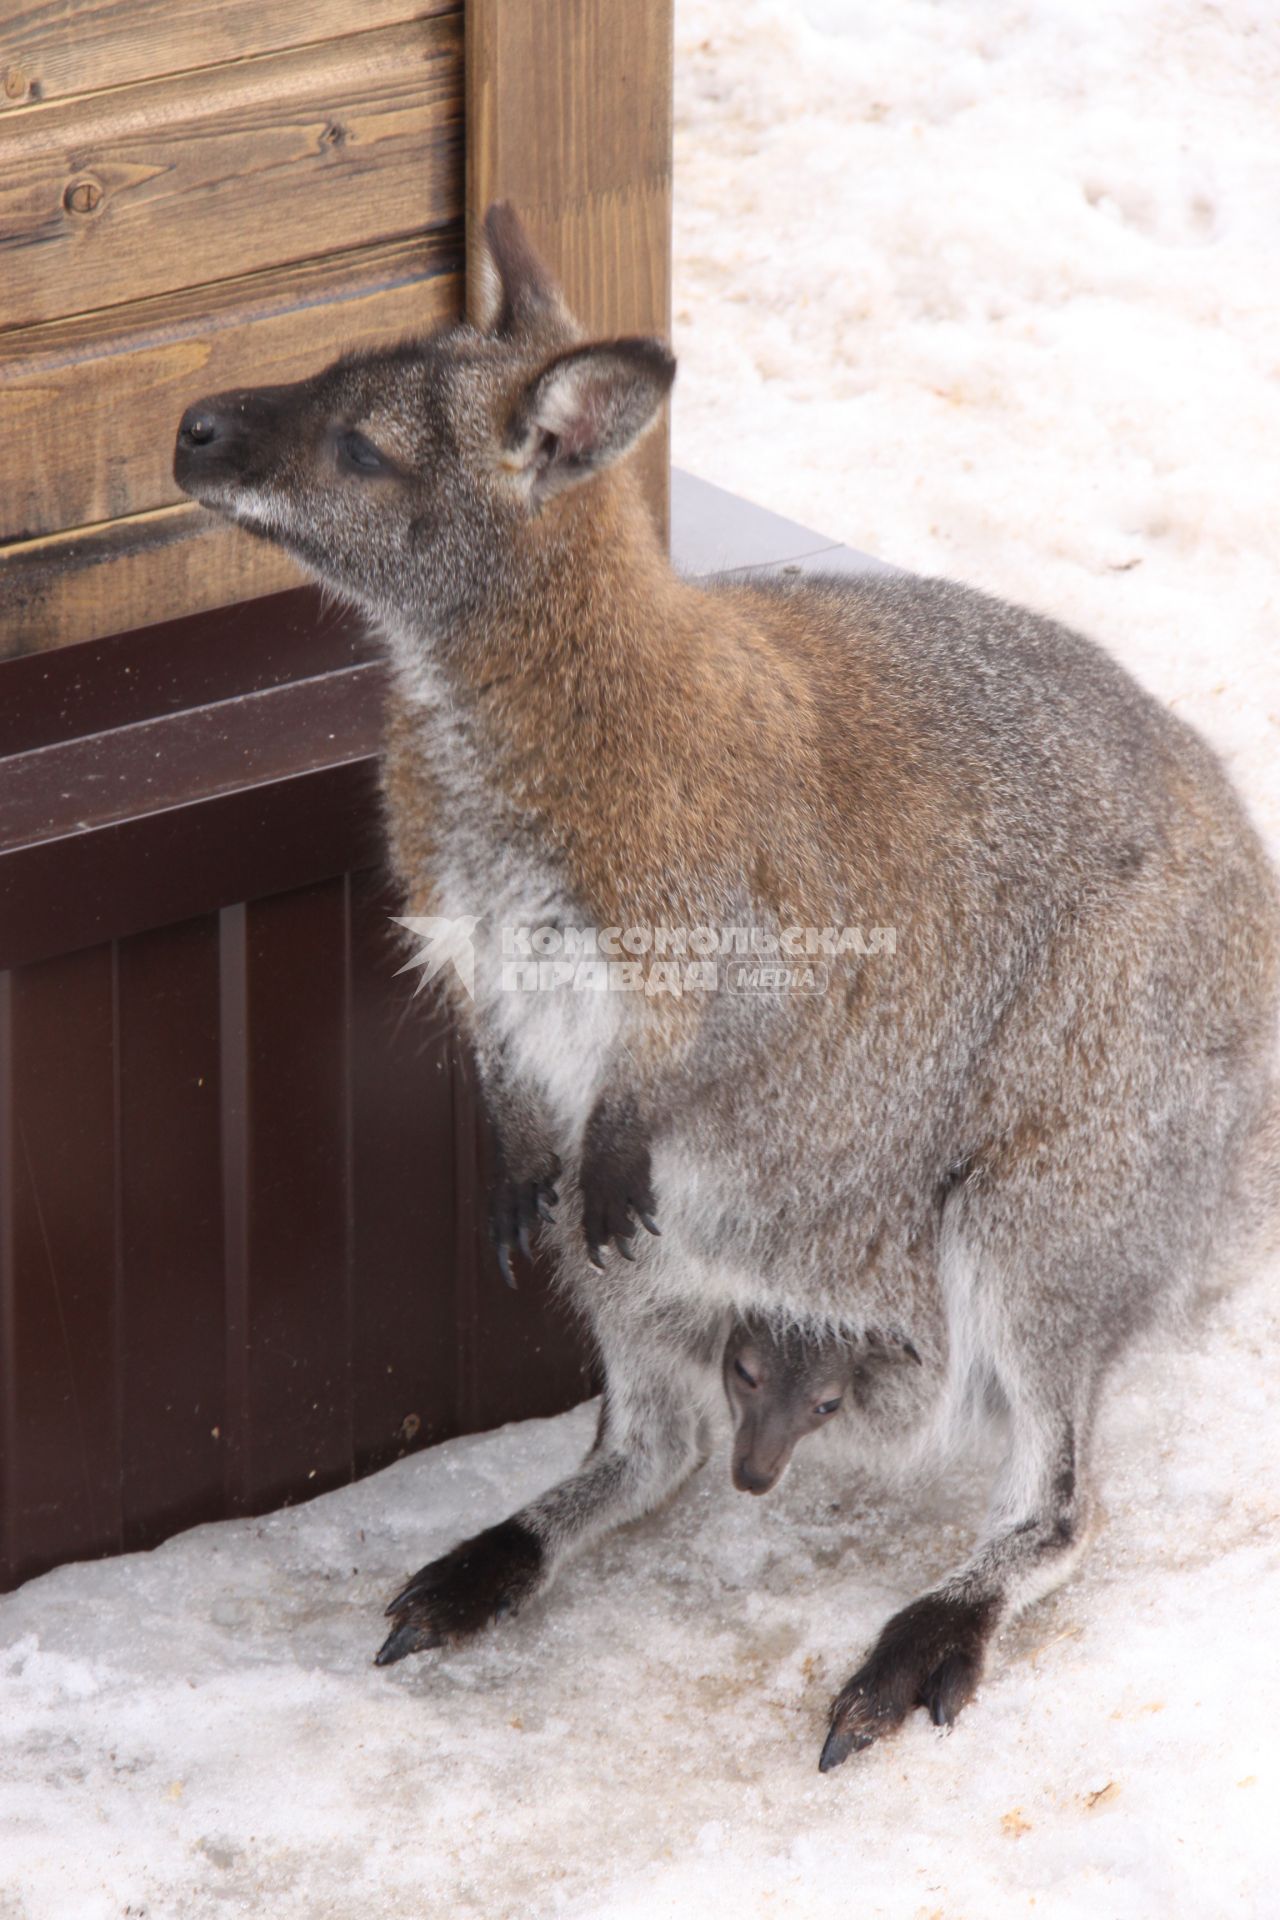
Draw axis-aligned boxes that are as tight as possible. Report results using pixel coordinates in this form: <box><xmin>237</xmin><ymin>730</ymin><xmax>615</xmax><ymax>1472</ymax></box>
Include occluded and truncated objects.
<box><xmin>918</xmin><ymin>1650</ymin><xmax>981</xmax><ymax>1728</ymax></box>
<box><xmin>375</xmin><ymin>1519</ymin><xmax>543</xmax><ymax>1666</ymax></box>
<box><xmin>818</xmin><ymin>1591</ymin><xmax>994</xmax><ymax>1772</ymax></box>
<box><xmin>819</xmin><ymin>1681</ymin><xmax>901</xmax><ymax>1772</ymax></box>
<box><xmin>581</xmin><ymin>1139</ymin><xmax>658</xmax><ymax>1268</ymax></box>
<box><xmin>490</xmin><ymin>1163</ymin><xmax>561</xmax><ymax>1288</ymax></box>
<box><xmin>374</xmin><ymin>1617</ymin><xmax>444</xmax><ymax>1666</ymax></box>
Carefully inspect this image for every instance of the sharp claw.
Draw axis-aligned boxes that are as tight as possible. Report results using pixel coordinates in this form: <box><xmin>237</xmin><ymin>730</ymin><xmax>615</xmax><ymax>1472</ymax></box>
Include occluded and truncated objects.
<box><xmin>375</xmin><ymin>1619</ymin><xmax>443</xmax><ymax>1666</ymax></box>
<box><xmin>818</xmin><ymin>1721</ymin><xmax>872</xmax><ymax>1772</ymax></box>
<box><xmin>496</xmin><ymin>1244</ymin><xmax>518</xmax><ymax>1289</ymax></box>
<box><xmin>638</xmin><ymin>1211</ymin><xmax>661</xmax><ymax>1237</ymax></box>
<box><xmin>536</xmin><ymin>1194</ymin><xmax>558</xmax><ymax>1224</ymax></box>
<box><xmin>587</xmin><ymin>1244</ymin><xmax>606</xmax><ymax>1271</ymax></box>
<box><xmin>616</xmin><ymin>1235</ymin><xmax>637</xmax><ymax>1261</ymax></box>
<box><xmin>544</xmin><ymin>1185</ymin><xmax>560</xmax><ymax>1206</ymax></box>
<box><xmin>385</xmin><ymin>1577</ymin><xmax>426</xmax><ymax>1615</ymax></box>
<box><xmin>517</xmin><ymin>1219</ymin><xmax>533</xmax><ymax>1261</ymax></box>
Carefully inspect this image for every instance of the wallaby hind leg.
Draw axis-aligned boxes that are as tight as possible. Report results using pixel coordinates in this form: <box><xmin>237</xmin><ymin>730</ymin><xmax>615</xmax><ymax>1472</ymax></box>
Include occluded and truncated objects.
<box><xmin>376</xmin><ymin>1301</ymin><xmax>722</xmax><ymax>1666</ymax></box>
<box><xmin>820</xmin><ymin>1353</ymin><xmax>1095</xmax><ymax>1771</ymax></box>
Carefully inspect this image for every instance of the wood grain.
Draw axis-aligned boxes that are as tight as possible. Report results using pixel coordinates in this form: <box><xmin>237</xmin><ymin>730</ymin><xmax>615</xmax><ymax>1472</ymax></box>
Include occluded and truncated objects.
<box><xmin>0</xmin><ymin>1</ymin><xmax>458</xmax><ymax>112</ymax></box>
<box><xmin>466</xmin><ymin>0</ymin><xmax>673</xmax><ymax>536</ymax></box>
<box><xmin>1</xmin><ymin>233</ymin><xmax>461</xmax><ymax>542</ymax></box>
<box><xmin>0</xmin><ymin>505</ymin><xmax>304</xmax><ymax>656</ymax></box>
<box><xmin>0</xmin><ymin>14</ymin><xmax>463</xmax><ymax>330</ymax></box>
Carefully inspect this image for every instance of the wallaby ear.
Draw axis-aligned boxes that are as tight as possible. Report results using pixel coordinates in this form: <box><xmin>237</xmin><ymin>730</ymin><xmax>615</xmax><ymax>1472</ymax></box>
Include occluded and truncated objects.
<box><xmin>503</xmin><ymin>338</ymin><xmax>676</xmax><ymax>508</ymax></box>
<box><xmin>478</xmin><ymin>202</ymin><xmax>568</xmax><ymax>339</ymax></box>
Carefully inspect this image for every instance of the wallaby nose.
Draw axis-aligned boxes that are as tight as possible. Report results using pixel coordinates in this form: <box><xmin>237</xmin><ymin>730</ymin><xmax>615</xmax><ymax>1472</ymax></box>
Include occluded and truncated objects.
<box><xmin>733</xmin><ymin>1458</ymin><xmax>780</xmax><ymax>1496</ymax></box>
<box><xmin>174</xmin><ymin>391</ymin><xmax>270</xmax><ymax>495</ymax></box>
<box><xmin>177</xmin><ymin>405</ymin><xmax>223</xmax><ymax>449</ymax></box>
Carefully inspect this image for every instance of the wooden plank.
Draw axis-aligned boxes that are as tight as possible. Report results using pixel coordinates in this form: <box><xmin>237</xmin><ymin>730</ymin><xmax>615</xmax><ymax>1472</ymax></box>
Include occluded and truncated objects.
<box><xmin>0</xmin><ymin>14</ymin><xmax>463</xmax><ymax>330</ymax></box>
<box><xmin>0</xmin><ymin>505</ymin><xmax>303</xmax><ymax>656</ymax></box>
<box><xmin>466</xmin><ymin>0</ymin><xmax>673</xmax><ymax>536</ymax></box>
<box><xmin>0</xmin><ymin>2</ymin><xmax>459</xmax><ymax>113</ymax></box>
<box><xmin>1</xmin><ymin>233</ymin><xmax>462</xmax><ymax>543</ymax></box>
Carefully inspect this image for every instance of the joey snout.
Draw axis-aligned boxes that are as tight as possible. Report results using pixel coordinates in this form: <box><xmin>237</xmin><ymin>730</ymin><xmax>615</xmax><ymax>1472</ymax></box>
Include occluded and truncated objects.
<box><xmin>731</xmin><ymin>1418</ymin><xmax>798</xmax><ymax>1495</ymax></box>
<box><xmin>723</xmin><ymin>1318</ymin><xmax>851</xmax><ymax>1496</ymax></box>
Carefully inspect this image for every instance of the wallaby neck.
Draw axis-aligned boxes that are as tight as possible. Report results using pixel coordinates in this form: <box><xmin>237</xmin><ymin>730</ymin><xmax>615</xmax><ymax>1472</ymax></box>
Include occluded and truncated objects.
<box><xmin>392</xmin><ymin>465</ymin><xmax>695</xmax><ymax>710</ymax></box>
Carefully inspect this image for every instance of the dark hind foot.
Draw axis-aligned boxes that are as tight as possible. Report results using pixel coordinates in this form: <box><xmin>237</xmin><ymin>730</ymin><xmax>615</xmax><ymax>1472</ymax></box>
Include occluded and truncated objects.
<box><xmin>375</xmin><ymin>1519</ymin><xmax>543</xmax><ymax>1666</ymax></box>
<box><xmin>819</xmin><ymin>1590</ymin><xmax>996</xmax><ymax>1771</ymax></box>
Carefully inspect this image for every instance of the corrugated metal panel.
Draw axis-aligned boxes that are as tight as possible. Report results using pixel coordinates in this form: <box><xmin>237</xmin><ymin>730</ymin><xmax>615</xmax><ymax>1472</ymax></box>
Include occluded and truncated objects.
<box><xmin>0</xmin><ymin>587</ymin><xmax>593</xmax><ymax>1592</ymax></box>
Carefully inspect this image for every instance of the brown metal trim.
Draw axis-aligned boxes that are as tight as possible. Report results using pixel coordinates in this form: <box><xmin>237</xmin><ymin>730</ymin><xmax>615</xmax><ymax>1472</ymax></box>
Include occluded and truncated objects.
<box><xmin>0</xmin><ymin>587</ymin><xmax>370</xmax><ymax>759</ymax></box>
<box><xmin>0</xmin><ymin>656</ymin><xmax>389</xmax><ymax>971</ymax></box>
<box><xmin>0</xmin><ymin>759</ymin><xmax>386</xmax><ymax>974</ymax></box>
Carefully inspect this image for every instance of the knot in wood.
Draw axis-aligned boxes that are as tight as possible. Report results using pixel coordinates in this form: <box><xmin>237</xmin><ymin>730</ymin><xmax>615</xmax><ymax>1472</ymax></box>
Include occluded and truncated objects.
<box><xmin>63</xmin><ymin>176</ymin><xmax>104</xmax><ymax>215</ymax></box>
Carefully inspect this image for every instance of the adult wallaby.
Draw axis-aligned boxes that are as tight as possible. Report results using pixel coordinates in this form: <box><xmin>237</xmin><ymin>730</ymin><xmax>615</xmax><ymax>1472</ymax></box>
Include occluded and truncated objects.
<box><xmin>174</xmin><ymin>204</ymin><xmax>1280</xmax><ymax>1771</ymax></box>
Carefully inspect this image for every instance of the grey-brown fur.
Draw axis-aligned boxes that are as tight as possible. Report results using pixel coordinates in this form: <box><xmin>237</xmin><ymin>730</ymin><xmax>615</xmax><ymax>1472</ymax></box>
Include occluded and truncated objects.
<box><xmin>174</xmin><ymin>204</ymin><xmax>1280</xmax><ymax>1770</ymax></box>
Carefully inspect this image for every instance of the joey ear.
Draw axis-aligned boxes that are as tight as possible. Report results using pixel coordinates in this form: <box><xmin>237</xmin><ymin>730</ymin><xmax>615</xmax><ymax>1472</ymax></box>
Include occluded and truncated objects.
<box><xmin>479</xmin><ymin>202</ymin><xmax>569</xmax><ymax>339</ymax></box>
<box><xmin>503</xmin><ymin>338</ymin><xmax>676</xmax><ymax>507</ymax></box>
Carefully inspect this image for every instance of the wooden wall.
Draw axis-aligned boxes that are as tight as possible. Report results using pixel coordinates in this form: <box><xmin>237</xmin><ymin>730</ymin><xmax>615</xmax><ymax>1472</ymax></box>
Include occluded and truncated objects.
<box><xmin>0</xmin><ymin>1</ymin><xmax>465</xmax><ymax>655</ymax></box>
<box><xmin>466</xmin><ymin>0</ymin><xmax>673</xmax><ymax>534</ymax></box>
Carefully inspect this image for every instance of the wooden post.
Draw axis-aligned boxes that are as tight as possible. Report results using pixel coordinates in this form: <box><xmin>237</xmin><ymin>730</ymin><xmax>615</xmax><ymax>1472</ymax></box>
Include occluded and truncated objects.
<box><xmin>465</xmin><ymin>0</ymin><xmax>673</xmax><ymax>540</ymax></box>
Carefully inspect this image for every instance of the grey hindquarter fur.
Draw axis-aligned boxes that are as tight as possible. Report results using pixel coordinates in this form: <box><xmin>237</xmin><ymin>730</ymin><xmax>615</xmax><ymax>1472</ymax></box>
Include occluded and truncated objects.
<box><xmin>173</xmin><ymin>202</ymin><xmax>1280</xmax><ymax>1771</ymax></box>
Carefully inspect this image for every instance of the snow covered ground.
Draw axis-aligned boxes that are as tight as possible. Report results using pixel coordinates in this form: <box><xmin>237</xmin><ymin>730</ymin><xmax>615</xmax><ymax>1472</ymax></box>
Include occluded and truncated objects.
<box><xmin>4</xmin><ymin>1302</ymin><xmax>1279</xmax><ymax>1919</ymax></box>
<box><xmin>673</xmin><ymin>0</ymin><xmax>1280</xmax><ymax>842</ymax></box>
<box><xmin>6</xmin><ymin>3</ymin><xmax>1280</xmax><ymax>1915</ymax></box>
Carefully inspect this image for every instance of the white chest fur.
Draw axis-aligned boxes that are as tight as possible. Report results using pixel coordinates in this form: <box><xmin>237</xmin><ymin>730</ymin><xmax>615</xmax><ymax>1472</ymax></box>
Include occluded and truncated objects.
<box><xmin>385</xmin><ymin>629</ymin><xmax>626</xmax><ymax>1143</ymax></box>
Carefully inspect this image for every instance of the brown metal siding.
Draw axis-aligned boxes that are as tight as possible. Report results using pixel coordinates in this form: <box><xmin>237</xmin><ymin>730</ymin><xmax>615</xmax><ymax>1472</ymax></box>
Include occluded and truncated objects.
<box><xmin>0</xmin><ymin>595</ymin><xmax>594</xmax><ymax>1593</ymax></box>
<box><xmin>0</xmin><ymin>877</ymin><xmax>592</xmax><ymax>1591</ymax></box>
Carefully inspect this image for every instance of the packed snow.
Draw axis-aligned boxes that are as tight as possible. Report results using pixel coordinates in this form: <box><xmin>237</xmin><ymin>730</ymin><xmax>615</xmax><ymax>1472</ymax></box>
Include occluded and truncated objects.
<box><xmin>5</xmin><ymin>3</ymin><xmax>1280</xmax><ymax>1915</ymax></box>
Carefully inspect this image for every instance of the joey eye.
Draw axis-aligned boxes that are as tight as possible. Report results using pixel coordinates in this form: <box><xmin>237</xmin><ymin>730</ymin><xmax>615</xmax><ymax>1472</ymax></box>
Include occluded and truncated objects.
<box><xmin>814</xmin><ymin>1398</ymin><xmax>842</xmax><ymax>1417</ymax></box>
<box><xmin>733</xmin><ymin>1358</ymin><xmax>759</xmax><ymax>1389</ymax></box>
<box><xmin>338</xmin><ymin>428</ymin><xmax>386</xmax><ymax>474</ymax></box>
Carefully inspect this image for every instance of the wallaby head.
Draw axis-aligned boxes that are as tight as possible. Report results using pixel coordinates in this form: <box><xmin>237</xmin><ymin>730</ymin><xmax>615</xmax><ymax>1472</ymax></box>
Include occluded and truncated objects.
<box><xmin>173</xmin><ymin>204</ymin><xmax>675</xmax><ymax>625</ymax></box>
<box><xmin>723</xmin><ymin>1316</ymin><xmax>854</xmax><ymax>1495</ymax></box>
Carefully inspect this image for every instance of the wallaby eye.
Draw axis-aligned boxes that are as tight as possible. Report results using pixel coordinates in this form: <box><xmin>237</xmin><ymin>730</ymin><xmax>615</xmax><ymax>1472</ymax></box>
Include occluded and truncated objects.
<box><xmin>814</xmin><ymin>1398</ymin><xmax>842</xmax><ymax>1417</ymax></box>
<box><xmin>733</xmin><ymin>1358</ymin><xmax>759</xmax><ymax>1389</ymax></box>
<box><xmin>337</xmin><ymin>428</ymin><xmax>386</xmax><ymax>475</ymax></box>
